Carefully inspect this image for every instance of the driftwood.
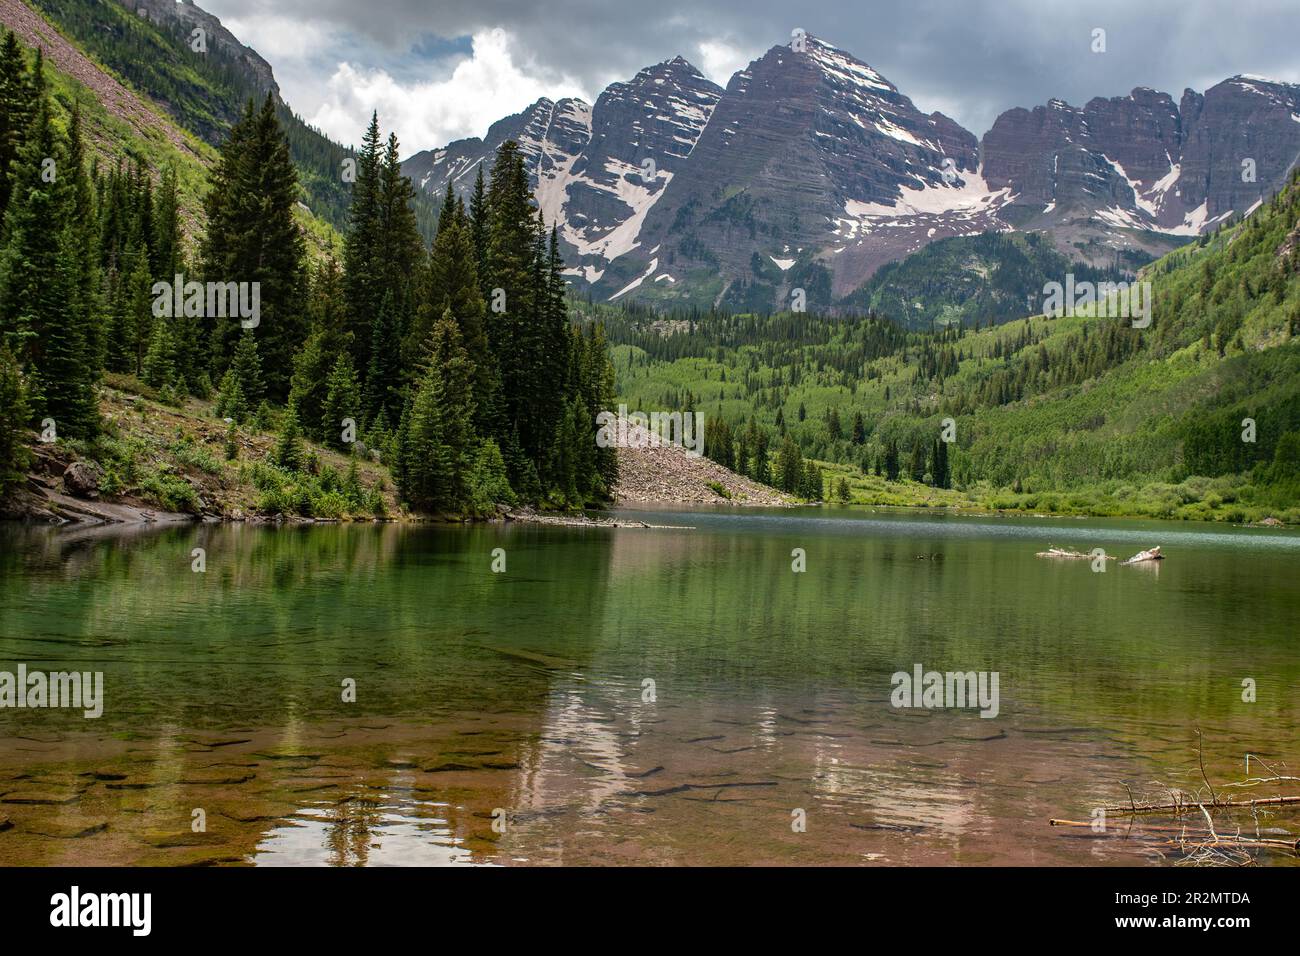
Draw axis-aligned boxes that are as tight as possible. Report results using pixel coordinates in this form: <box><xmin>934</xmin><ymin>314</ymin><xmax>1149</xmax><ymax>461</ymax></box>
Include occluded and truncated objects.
<box><xmin>1035</xmin><ymin>546</ymin><xmax>1114</xmax><ymax>560</ymax></box>
<box><xmin>1034</xmin><ymin>545</ymin><xmax>1166</xmax><ymax>564</ymax></box>
<box><xmin>1098</xmin><ymin>794</ymin><xmax>1300</xmax><ymax>815</ymax></box>
<box><xmin>1050</xmin><ymin>730</ymin><xmax>1299</xmax><ymax>865</ymax></box>
<box><xmin>1048</xmin><ymin>819</ymin><xmax>1300</xmax><ymax>856</ymax></box>
<box><xmin>1121</xmin><ymin>545</ymin><xmax>1164</xmax><ymax>565</ymax></box>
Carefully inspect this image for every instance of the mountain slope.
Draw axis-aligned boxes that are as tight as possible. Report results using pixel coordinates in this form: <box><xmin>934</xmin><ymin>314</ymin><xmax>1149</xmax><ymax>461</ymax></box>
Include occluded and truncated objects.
<box><xmin>0</xmin><ymin>0</ymin><xmax>212</xmax><ymax>222</ymax></box>
<box><xmin>839</xmin><ymin>232</ymin><xmax>1124</xmax><ymax>330</ymax></box>
<box><xmin>27</xmin><ymin>0</ymin><xmax>435</xmax><ymax>236</ymax></box>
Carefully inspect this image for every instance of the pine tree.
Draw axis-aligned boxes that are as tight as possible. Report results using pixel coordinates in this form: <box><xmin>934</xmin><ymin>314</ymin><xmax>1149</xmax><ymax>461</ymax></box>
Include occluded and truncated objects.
<box><xmin>0</xmin><ymin>342</ymin><xmax>30</xmax><ymax>495</ymax></box>
<box><xmin>321</xmin><ymin>352</ymin><xmax>361</xmax><ymax>452</ymax></box>
<box><xmin>398</xmin><ymin>316</ymin><xmax>476</xmax><ymax>511</ymax></box>
<box><xmin>420</xmin><ymin>193</ymin><xmax>495</xmax><ymax>419</ymax></box>
<box><xmin>851</xmin><ymin>411</ymin><xmax>866</xmax><ymax>445</ymax></box>
<box><xmin>909</xmin><ymin>442</ymin><xmax>927</xmax><ymax>483</ymax></box>
<box><xmin>932</xmin><ymin>437</ymin><xmax>950</xmax><ymax>489</ymax></box>
<box><xmin>485</xmin><ymin>142</ymin><xmax>539</xmax><ymax>462</ymax></box>
<box><xmin>469</xmin><ymin>163</ymin><xmax>489</xmax><ymax>300</ymax></box>
<box><xmin>884</xmin><ymin>440</ymin><xmax>900</xmax><ymax>481</ymax></box>
<box><xmin>274</xmin><ymin>409</ymin><xmax>305</xmax><ymax>471</ymax></box>
<box><xmin>584</xmin><ymin>323</ymin><xmax>619</xmax><ymax>494</ymax></box>
<box><xmin>201</xmin><ymin>95</ymin><xmax>306</xmax><ymax>399</ymax></box>
<box><xmin>141</xmin><ymin>314</ymin><xmax>178</xmax><ymax>391</ymax></box>
<box><xmin>228</xmin><ymin>329</ymin><xmax>265</xmax><ymax>409</ymax></box>
<box><xmin>215</xmin><ymin>370</ymin><xmax>248</xmax><ymax>424</ymax></box>
<box><xmin>287</xmin><ymin>260</ymin><xmax>351</xmax><ymax>441</ymax></box>
<box><xmin>64</xmin><ymin>104</ymin><xmax>105</xmax><ymax>377</ymax></box>
<box><xmin>0</xmin><ymin>56</ymin><xmax>96</xmax><ymax>438</ymax></box>
<box><xmin>152</xmin><ymin>166</ymin><xmax>181</xmax><ymax>280</ymax></box>
<box><xmin>776</xmin><ymin>434</ymin><xmax>803</xmax><ymax>493</ymax></box>
<box><xmin>0</xmin><ymin>29</ymin><xmax>34</xmax><ymax>223</ymax></box>
<box><xmin>466</xmin><ymin>439</ymin><xmax>516</xmax><ymax>514</ymax></box>
<box><xmin>343</xmin><ymin>113</ymin><xmax>383</xmax><ymax>378</ymax></box>
<box><xmin>363</xmin><ymin>290</ymin><xmax>400</xmax><ymax>425</ymax></box>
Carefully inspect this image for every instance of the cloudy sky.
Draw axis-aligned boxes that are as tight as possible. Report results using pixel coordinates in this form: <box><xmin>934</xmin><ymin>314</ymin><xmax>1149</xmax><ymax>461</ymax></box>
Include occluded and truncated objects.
<box><xmin>201</xmin><ymin>0</ymin><xmax>1300</xmax><ymax>155</ymax></box>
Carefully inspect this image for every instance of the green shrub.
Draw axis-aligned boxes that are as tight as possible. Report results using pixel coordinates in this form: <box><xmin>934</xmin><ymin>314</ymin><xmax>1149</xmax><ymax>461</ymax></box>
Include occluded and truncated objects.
<box><xmin>139</xmin><ymin>467</ymin><xmax>198</xmax><ymax>512</ymax></box>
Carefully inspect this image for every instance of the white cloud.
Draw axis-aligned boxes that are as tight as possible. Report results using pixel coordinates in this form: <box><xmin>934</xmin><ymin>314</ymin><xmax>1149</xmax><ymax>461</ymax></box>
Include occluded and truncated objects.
<box><xmin>306</xmin><ymin>28</ymin><xmax>589</xmax><ymax>152</ymax></box>
<box><xmin>222</xmin><ymin>14</ymin><xmax>337</xmax><ymax>63</ymax></box>
<box><xmin>696</xmin><ymin>40</ymin><xmax>751</xmax><ymax>88</ymax></box>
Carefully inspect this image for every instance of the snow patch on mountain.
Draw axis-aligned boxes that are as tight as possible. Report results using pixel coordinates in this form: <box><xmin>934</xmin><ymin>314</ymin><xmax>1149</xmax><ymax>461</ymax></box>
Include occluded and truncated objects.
<box><xmin>610</xmin><ymin>257</ymin><xmax>659</xmax><ymax>300</ymax></box>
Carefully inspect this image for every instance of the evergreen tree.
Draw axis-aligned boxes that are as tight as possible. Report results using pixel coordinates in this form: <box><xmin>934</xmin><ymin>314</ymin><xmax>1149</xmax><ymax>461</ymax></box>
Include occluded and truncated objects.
<box><xmin>287</xmin><ymin>260</ymin><xmax>351</xmax><ymax>441</ymax></box>
<box><xmin>228</xmin><ymin>329</ymin><xmax>265</xmax><ymax>408</ymax></box>
<box><xmin>141</xmin><ymin>313</ymin><xmax>178</xmax><ymax>391</ymax></box>
<box><xmin>0</xmin><ymin>342</ymin><xmax>30</xmax><ymax>495</ymax></box>
<box><xmin>320</xmin><ymin>352</ymin><xmax>361</xmax><ymax>452</ymax></box>
<box><xmin>64</xmin><ymin>104</ymin><xmax>105</xmax><ymax>376</ymax></box>
<box><xmin>775</xmin><ymin>434</ymin><xmax>803</xmax><ymax>493</ymax></box>
<box><xmin>0</xmin><ymin>56</ymin><xmax>97</xmax><ymax>438</ymax></box>
<box><xmin>884</xmin><ymin>440</ymin><xmax>900</xmax><ymax>481</ymax></box>
<box><xmin>909</xmin><ymin>442</ymin><xmax>927</xmax><ymax>483</ymax></box>
<box><xmin>466</xmin><ymin>439</ymin><xmax>516</xmax><ymax>514</ymax></box>
<box><xmin>152</xmin><ymin>165</ymin><xmax>181</xmax><ymax>280</ymax></box>
<box><xmin>201</xmin><ymin>94</ymin><xmax>306</xmax><ymax>399</ymax></box>
<box><xmin>468</xmin><ymin>163</ymin><xmax>489</xmax><ymax>299</ymax></box>
<box><xmin>0</xmin><ymin>29</ymin><xmax>34</xmax><ymax>223</ymax></box>
<box><xmin>932</xmin><ymin>437</ymin><xmax>950</xmax><ymax>489</ymax></box>
<box><xmin>274</xmin><ymin>408</ymin><xmax>305</xmax><ymax>471</ymax></box>
<box><xmin>397</xmin><ymin>316</ymin><xmax>477</xmax><ymax>511</ymax></box>
<box><xmin>412</xmin><ymin>188</ymin><xmax>495</xmax><ymax>429</ymax></box>
<box><xmin>343</xmin><ymin>112</ymin><xmax>383</xmax><ymax>377</ymax></box>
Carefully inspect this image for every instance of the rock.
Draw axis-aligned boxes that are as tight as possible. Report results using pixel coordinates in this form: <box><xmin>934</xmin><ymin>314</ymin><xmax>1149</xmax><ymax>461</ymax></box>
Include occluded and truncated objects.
<box><xmin>1259</xmin><ymin>516</ymin><xmax>1283</xmax><ymax>527</ymax></box>
<box><xmin>62</xmin><ymin>460</ymin><xmax>103</xmax><ymax>498</ymax></box>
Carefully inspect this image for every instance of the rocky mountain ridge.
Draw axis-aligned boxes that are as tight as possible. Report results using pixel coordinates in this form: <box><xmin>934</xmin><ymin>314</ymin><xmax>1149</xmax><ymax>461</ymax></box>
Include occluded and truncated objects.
<box><xmin>404</xmin><ymin>36</ymin><xmax>1300</xmax><ymax>312</ymax></box>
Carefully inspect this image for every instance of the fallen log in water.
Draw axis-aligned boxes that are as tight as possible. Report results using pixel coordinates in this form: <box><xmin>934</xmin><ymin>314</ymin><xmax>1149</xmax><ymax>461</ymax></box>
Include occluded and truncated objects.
<box><xmin>1121</xmin><ymin>545</ymin><xmax>1164</xmax><ymax>565</ymax></box>
<box><xmin>1098</xmin><ymin>795</ymin><xmax>1300</xmax><ymax>815</ymax></box>
<box><xmin>1035</xmin><ymin>546</ymin><xmax>1114</xmax><ymax>560</ymax></box>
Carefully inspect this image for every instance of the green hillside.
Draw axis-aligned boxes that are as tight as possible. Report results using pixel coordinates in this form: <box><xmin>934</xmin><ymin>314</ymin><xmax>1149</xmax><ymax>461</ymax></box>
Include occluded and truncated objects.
<box><xmin>28</xmin><ymin>0</ymin><xmax>436</xmax><ymax>239</ymax></box>
<box><xmin>596</xmin><ymin>171</ymin><xmax>1300</xmax><ymax>523</ymax></box>
<box><xmin>839</xmin><ymin>231</ymin><xmax>1134</xmax><ymax>330</ymax></box>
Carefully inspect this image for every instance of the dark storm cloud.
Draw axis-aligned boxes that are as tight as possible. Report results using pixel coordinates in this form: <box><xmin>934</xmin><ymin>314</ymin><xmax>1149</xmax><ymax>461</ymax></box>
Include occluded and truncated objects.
<box><xmin>202</xmin><ymin>0</ymin><xmax>1300</xmax><ymax>140</ymax></box>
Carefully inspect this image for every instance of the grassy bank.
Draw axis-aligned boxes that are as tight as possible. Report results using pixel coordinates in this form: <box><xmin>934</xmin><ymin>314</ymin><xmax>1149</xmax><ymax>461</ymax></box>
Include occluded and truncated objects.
<box><xmin>816</xmin><ymin>458</ymin><xmax>1296</xmax><ymax>524</ymax></box>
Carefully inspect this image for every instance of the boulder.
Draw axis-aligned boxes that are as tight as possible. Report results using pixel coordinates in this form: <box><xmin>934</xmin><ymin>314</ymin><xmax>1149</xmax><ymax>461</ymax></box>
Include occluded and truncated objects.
<box><xmin>62</xmin><ymin>460</ymin><xmax>103</xmax><ymax>499</ymax></box>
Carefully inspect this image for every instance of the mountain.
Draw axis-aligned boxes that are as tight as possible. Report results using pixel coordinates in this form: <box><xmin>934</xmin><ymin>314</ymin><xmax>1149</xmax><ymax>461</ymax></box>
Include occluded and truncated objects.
<box><xmin>404</xmin><ymin>96</ymin><xmax>592</xmax><ymax>206</ymax></box>
<box><xmin>402</xmin><ymin>55</ymin><xmax>724</xmax><ymax>284</ymax></box>
<box><xmin>408</xmin><ymin>35</ymin><xmax>1300</xmax><ymax>314</ymax></box>
<box><xmin>984</xmin><ymin>76</ymin><xmax>1300</xmax><ymax>262</ymax></box>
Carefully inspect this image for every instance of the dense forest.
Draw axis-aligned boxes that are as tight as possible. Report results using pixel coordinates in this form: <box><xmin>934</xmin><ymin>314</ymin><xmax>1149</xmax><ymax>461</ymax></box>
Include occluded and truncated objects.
<box><xmin>0</xmin><ymin>29</ymin><xmax>617</xmax><ymax>517</ymax></box>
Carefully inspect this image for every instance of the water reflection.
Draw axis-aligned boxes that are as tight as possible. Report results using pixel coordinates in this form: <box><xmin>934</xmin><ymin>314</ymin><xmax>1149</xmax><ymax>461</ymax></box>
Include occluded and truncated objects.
<box><xmin>1</xmin><ymin>511</ymin><xmax>1297</xmax><ymax>866</ymax></box>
